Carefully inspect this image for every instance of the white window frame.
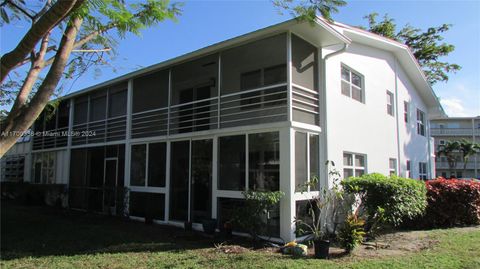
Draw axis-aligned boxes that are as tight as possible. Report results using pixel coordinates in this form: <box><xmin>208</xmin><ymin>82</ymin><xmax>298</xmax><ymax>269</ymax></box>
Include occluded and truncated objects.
<box><xmin>343</xmin><ymin>152</ymin><xmax>367</xmax><ymax>178</ymax></box>
<box><xmin>386</xmin><ymin>91</ymin><xmax>394</xmax><ymax>116</ymax></box>
<box><xmin>403</xmin><ymin>101</ymin><xmax>409</xmax><ymax>123</ymax></box>
<box><xmin>419</xmin><ymin>162</ymin><xmax>427</xmax><ymax>180</ymax></box>
<box><xmin>406</xmin><ymin>160</ymin><xmax>411</xmax><ymax>178</ymax></box>
<box><xmin>32</xmin><ymin>151</ymin><xmax>56</xmax><ymax>184</ymax></box>
<box><xmin>341</xmin><ymin>64</ymin><xmax>365</xmax><ymax>103</ymax></box>
<box><xmin>389</xmin><ymin>158</ymin><xmax>397</xmax><ymax>175</ymax></box>
<box><xmin>417</xmin><ymin>109</ymin><xmax>426</xmax><ymax>136</ymax></box>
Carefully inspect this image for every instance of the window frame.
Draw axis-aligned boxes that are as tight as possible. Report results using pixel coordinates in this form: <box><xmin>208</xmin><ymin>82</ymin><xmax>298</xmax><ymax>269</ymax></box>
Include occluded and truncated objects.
<box><xmin>417</xmin><ymin>109</ymin><xmax>426</xmax><ymax>136</ymax></box>
<box><xmin>343</xmin><ymin>152</ymin><xmax>367</xmax><ymax>178</ymax></box>
<box><xmin>404</xmin><ymin>101</ymin><xmax>410</xmax><ymax>123</ymax></box>
<box><xmin>340</xmin><ymin>64</ymin><xmax>365</xmax><ymax>103</ymax></box>
<box><xmin>386</xmin><ymin>90</ymin><xmax>394</xmax><ymax>116</ymax></box>
<box><xmin>130</xmin><ymin>141</ymin><xmax>167</xmax><ymax>189</ymax></box>
<box><xmin>32</xmin><ymin>152</ymin><xmax>56</xmax><ymax>184</ymax></box>
<box><xmin>418</xmin><ymin>162</ymin><xmax>427</xmax><ymax>180</ymax></box>
<box><xmin>389</xmin><ymin>158</ymin><xmax>397</xmax><ymax>175</ymax></box>
<box><xmin>294</xmin><ymin>131</ymin><xmax>320</xmax><ymax>193</ymax></box>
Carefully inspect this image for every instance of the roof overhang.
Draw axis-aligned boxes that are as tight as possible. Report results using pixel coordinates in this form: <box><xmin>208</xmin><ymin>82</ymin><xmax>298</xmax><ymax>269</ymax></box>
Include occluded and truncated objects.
<box><xmin>63</xmin><ymin>18</ymin><xmax>349</xmax><ymax>100</ymax></box>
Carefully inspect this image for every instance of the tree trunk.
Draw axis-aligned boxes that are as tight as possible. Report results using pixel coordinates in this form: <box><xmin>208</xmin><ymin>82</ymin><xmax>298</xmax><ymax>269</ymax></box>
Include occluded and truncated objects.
<box><xmin>0</xmin><ymin>0</ymin><xmax>79</xmax><ymax>83</ymax></box>
<box><xmin>0</xmin><ymin>16</ymin><xmax>83</xmax><ymax>157</ymax></box>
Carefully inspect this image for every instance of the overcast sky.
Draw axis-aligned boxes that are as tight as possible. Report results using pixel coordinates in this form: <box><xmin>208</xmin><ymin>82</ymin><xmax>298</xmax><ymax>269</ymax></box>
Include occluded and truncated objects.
<box><xmin>1</xmin><ymin>0</ymin><xmax>479</xmax><ymax>117</ymax></box>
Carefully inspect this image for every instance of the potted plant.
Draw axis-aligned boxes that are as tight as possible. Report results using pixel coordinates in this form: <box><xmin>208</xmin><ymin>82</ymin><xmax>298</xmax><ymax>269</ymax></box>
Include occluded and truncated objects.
<box><xmin>294</xmin><ymin>161</ymin><xmax>347</xmax><ymax>259</ymax></box>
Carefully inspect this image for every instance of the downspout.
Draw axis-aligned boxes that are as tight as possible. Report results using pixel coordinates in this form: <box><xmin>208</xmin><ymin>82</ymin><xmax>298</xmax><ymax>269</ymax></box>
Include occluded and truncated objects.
<box><xmin>394</xmin><ymin>58</ymin><xmax>402</xmax><ymax>176</ymax></box>
<box><xmin>321</xmin><ymin>43</ymin><xmax>348</xmax><ymax>189</ymax></box>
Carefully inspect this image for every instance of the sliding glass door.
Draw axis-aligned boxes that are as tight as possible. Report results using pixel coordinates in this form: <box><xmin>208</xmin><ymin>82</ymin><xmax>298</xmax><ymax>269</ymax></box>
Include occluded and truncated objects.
<box><xmin>169</xmin><ymin>139</ymin><xmax>213</xmax><ymax>223</ymax></box>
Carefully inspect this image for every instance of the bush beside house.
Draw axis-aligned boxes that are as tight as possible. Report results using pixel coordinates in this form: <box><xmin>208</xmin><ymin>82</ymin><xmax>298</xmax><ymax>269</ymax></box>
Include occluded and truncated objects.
<box><xmin>421</xmin><ymin>178</ymin><xmax>480</xmax><ymax>227</ymax></box>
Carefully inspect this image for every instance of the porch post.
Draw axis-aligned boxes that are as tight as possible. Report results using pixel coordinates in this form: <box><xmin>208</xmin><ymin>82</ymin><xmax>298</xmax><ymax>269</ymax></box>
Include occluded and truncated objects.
<box><xmin>279</xmin><ymin>126</ymin><xmax>295</xmax><ymax>242</ymax></box>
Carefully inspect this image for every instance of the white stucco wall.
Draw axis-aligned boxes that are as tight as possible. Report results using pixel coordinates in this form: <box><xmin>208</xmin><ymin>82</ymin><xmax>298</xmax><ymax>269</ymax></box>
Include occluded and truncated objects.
<box><xmin>322</xmin><ymin>42</ymin><xmax>432</xmax><ymax>181</ymax></box>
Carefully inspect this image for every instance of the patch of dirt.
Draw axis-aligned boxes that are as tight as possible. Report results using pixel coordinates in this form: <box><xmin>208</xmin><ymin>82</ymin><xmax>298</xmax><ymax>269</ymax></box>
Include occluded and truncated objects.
<box><xmin>214</xmin><ymin>244</ymin><xmax>250</xmax><ymax>254</ymax></box>
<box><xmin>329</xmin><ymin>229</ymin><xmax>441</xmax><ymax>259</ymax></box>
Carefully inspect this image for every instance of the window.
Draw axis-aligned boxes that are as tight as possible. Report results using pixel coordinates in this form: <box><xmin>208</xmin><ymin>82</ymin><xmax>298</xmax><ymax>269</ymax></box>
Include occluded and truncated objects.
<box><xmin>1</xmin><ymin>156</ymin><xmax>25</xmax><ymax>182</ymax></box>
<box><xmin>389</xmin><ymin>158</ymin><xmax>397</xmax><ymax>175</ymax></box>
<box><xmin>343</xmin><ymin>152</ymin><xmax>366</xmax><ymax>178</ymax></box>
<box><xmin>456</xmin><ymin>171</ymin><xmax>463</xmax><ymax>178</ymax></box>
<box><xmin>404</xmin><ymin>101</ymin><xmax>409</xmax><ymax>123</ymax></box>
<box><xmin>341</xmin><ymin>65</ymin><xmax>364</xmax><ymax>103</ymax></box>
<box><xmin>130</xmin><ymin>144</ymin><xmax>146</xmax><ymax>186</ymax></box>
<box><xmin>406</xmin><ymin>160</ymin><xmax>411</xmax><ymax>178</ymax></box>
<box><xmin>130</xmin><ymin>143</ymin><xmax>167</xmax><ymax>187</ymax></box>
<box><xmin>417</xmin><ymin>109</ymin><xmax>426</xmax><ymax>136</ymax></box>
<box><xmin>419</xmin><ymin>162</ymin><xmax>427</xmax><ymax>180</ymax></box>
<box><xmin>32</xmin><ymin>152</ymin><xmax>56</xmax><ymax>184</ymax></box>
<box><xmin>294</xmin><ymin>133</ymin><xmax>319</xmax><ymax>192</ymax></box>
<box><xmin>148</xmin><ymin>142</ymin><xmax>167</xmax><ymax>187</ymax></box>
<box><xmin>248</xmin><ymin>132</ymin><xmax>280</xmax><ymax>191</ymax></box>
<box><xmin>386</xmin><ymin>91</ymin><xmax>394</xmax><ymax>116</ymax></box>
<box><xmin>218</xmin><ymin>132</ymin><xmax>281</xmax><ymax>192</ymax></box>
<box><xmin>218</xmin><ymin>135</ymin><xmax>246</xmax><ymax>191</ymax></box>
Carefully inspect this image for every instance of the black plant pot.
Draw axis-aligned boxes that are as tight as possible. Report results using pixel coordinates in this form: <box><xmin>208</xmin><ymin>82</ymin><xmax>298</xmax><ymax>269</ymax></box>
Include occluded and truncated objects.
<box><xmin>202</xmin><ymin>219</ymin><xmax>217</xmax><ymax>235</ymax></box>
<box><xmin>314</xmin><ymin>239</ymin><xmax>330</xmax><ymax>259</ymax></box>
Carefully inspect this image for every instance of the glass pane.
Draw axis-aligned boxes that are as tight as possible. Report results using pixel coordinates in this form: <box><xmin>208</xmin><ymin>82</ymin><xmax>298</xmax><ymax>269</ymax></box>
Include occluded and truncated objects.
<box><xmin>57</xmin><ymin>101</ymin><xmax>70</xmax><ymax>128</ymax></box>
<box><xmin>130</xmin><ymin>144</ymin><xmax>146</xmax><ymax>186</ymax></box>
<box><xmin>341</xmin><ymin>81</ymin><xmax>350</xmax><ymax>96</ymax></box>
<box><xmin>88</xmin><ymin>147</ymin><xmax>104</xmax><ymax>188</ymax></box>
<box><xmin>309</xmin><ymin>134</ymin><xmax>319</xmax><ymax>186</ymax></box>
<box><xmin>343</xmin><ymin>153</ymin><xmax>353</xmax><ymax>166</ymax></box>
<box><xmin>264</xmin><ymin>64</ymin><xmax>287</xmax><ymax>86</ymax></box>
<box><xmin>148</xmin><ymin>142</ymin><xmax>166</xmax><ymax>187</ymax></box>
<box><xmin>191</xmin><ymin>139</ymin><xmax>213</xmax><ymax>222</ymax></box>
<box><xmin>355</xmin><ymin>155</ymin><xmax>365</xmax><ymax>167</ymax></box>
<box><xmin>104</xmin><ymin>160</ymin><xmax>117</xmax><ymax>188</ymax></box>
<box><xmin>248</xmin><ymin>132</ymin><xmax>280</xmax><ymax>191</ymax></box>
<box><xmin>343</xmin><ymin>168</ymin><xmax>353</xmax><ymax>178</ymax></box>
<box><xmin>341</xmin><ymin>67</ymin><xmax>350</xmax><ymax>81</ymax></box>
<box><xmin>218</xmin><ymin>135</ymin><xmax>246</xmax><ymax>191</ymax></box>
<box><xmin>169</xmin><ymin>140</ymin><xmax>190</xmax><ymax>221</ymax></box>
<box><xmin>352</xmin><ymin>87</ymin><xmax>362</xmax><ymax>102</ymax></box>
<box><xmin>295</xmin><ymin>132</ymin><xmax>307</xmax><ymax>192</ymax></box>
<box><xmin>352</xmin><ymin>72</ymin><xmax>362</xmax><ymax>87</ymax></box>
<box><xmin>355</xmin><ymin>169</ymin><xmax>365</xmax><ymax>177</ymax></box>
<box><xmin>70</xmin><ymin>149</ymin><xmax>86</xmax><ymax>186</ymax></box>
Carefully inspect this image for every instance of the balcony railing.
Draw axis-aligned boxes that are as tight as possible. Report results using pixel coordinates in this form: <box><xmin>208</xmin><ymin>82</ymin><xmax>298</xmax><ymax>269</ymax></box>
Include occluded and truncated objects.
<box><xmin>431</xmin><ymin>128</ymin><xmax>480</xmax><ymax>136</ymax></box>
<box><xmin>435</xmin><ymin>160</ymin><xmax>479</xmax><ymax>170</ymax></box>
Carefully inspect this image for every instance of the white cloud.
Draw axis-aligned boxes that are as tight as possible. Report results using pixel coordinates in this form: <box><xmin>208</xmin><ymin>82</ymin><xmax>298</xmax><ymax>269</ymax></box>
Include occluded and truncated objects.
<box><xmin>440</xmin><ymin>98</ymin><xmax>469</xmax><ymax>117</ymax></box>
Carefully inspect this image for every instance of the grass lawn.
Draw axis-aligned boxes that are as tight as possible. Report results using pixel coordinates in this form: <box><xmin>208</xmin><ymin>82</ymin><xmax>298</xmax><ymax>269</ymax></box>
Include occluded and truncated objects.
<box><xmin>1</xmin><ymin>202</ymin><xmax>480</xmax><ymax>269</ymax></box>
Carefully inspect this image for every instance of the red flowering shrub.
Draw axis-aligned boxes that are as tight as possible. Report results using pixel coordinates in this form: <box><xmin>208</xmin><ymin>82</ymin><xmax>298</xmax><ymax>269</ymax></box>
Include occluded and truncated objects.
<box><xmin>424</xmin><ymin>178</ymin><xmax>480</xmax><ymax>227</ymax></box>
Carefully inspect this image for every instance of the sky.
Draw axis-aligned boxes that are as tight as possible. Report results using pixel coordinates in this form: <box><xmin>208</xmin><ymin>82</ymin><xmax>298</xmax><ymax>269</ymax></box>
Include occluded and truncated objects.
<box><xmin>1</xmin><ymin>0</ymin><xmax>479</xmax><ymax>117</ymax></box>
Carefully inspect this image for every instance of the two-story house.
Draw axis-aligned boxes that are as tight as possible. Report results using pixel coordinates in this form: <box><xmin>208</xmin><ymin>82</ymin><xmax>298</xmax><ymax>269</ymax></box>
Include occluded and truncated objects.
<box><xmin>2</xmin><ymin>17</ymin><xmax>444</xmax><ymax>241</ymax></box>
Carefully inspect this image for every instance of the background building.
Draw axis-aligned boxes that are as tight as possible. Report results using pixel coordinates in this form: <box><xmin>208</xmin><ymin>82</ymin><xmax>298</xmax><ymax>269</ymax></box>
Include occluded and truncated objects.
<box><xmin>431</xmin><ymin>117</ymin><xmax>480</xmax><ymax>179</ymax></box>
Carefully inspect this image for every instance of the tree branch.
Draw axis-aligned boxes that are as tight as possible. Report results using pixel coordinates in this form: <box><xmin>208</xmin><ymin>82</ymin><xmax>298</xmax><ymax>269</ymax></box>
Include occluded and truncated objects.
<box><xmin>0</xmin><ymin>0</ymin><xmax>79</xmax><ymax>83</ymax></box>
<box><xmin>1</xmin><ymin>16</ymin><xmax>83</xmax><ymax>157</ymax></box>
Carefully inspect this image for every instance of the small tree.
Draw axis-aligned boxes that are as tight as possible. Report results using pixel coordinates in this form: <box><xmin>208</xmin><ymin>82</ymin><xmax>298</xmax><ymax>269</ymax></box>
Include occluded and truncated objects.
<box><xmin>437</xmin><ymin>140</ymin><xmax>461</xmax><ymax>177</ymax></box>
<box><xmin>458</xmin><ymin>139</ymin><xmax>480</xmax><ymax>176</ymax></box>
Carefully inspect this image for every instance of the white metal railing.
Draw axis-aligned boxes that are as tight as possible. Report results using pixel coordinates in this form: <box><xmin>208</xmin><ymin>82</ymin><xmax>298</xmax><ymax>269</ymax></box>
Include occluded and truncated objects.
<box><xmin>435</xmin><ymin>160</ymin><xmax>479</xmax><ymax>169</ymax></box>
<box><xmin>431</xmin><ymin>128</ymin><xmax>475</xmax><ymax>136</ymax></box>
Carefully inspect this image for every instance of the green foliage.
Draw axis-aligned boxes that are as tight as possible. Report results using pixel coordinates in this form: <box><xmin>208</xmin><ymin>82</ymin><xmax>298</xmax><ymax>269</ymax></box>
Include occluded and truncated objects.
<box><xmin>363</xmin><ymin>13</ymin><xmax>460</xmax><ymax>85</ymax></box>
<box><xmin>234</xmin><ymin>190</ymin><xmax>284</xmax><ymax>240</ymax></box>
<box><xmin>273</xmin><ymin>0</ymin><xmax>346</xmax><ymax>22</ymax></box>
<box><xmin>342</xmin><ymin>173</ymin><xmax>427</xmax><ymax>229</ymax></box>
<box><xmin>338</xmin><ymin>213</ymin><xmax>365</xmax><ymax>252</ymax></box>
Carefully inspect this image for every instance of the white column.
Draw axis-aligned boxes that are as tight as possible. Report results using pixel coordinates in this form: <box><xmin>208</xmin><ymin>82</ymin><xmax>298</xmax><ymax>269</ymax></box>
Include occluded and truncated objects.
<box><xmin>211</xmin><ymin>135</ymin><xmax>218</xmax><ymax>219</ymax></box>
<box><xmin>286</xmin><ymin>31</ymin><xmax>293</xmax><ymax>123</ymax></box>
<box><xmin>279</xmin><ymin>126</ymin><xmax>295</xmax><ymax>242</ymax></box>
<box><xmin>124</xmin><ymin>79</ymin><xmax>133</xmax><ymax>215</ymax></box>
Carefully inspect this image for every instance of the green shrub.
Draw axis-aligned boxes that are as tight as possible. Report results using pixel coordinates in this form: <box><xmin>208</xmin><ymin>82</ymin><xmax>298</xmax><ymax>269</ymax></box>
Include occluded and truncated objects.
<box><xmin>342</xmin><ymin>173</ymin><xmax>427</xmax><ymax>229</ymax></box>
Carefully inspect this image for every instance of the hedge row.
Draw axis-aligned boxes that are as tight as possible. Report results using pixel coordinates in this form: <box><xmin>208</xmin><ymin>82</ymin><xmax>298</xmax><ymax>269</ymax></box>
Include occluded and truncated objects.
<box><xmin>422</xmin><ymin>178</ymin><xmax>480</xmax><ymax>227</ymax></box>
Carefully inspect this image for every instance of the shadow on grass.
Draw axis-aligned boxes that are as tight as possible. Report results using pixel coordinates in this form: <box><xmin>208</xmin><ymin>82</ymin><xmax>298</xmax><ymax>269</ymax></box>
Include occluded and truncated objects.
<box><xmin>0</xmin><ymin>201</ymin><xmax>224</xmax><ymax>260</ymax></box>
